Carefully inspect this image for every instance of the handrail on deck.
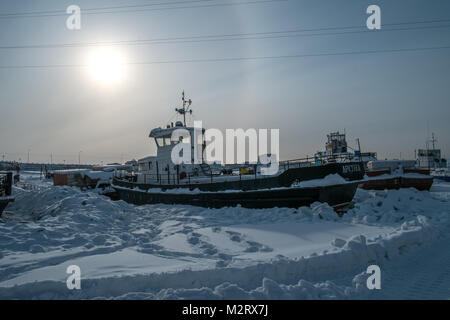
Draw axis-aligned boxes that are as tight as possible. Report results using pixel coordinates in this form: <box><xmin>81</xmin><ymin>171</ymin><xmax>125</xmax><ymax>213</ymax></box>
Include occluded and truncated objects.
<box><xmin>113</xmin><ymin>154</ymin><xmax>361</xmax><ymax>186</ymax></box>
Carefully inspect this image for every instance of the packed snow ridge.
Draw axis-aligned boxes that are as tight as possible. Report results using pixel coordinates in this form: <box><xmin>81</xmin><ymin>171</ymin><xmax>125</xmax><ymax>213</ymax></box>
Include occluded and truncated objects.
<box><xmin>0</xmin><ymin>173</ymin><xmax>449</xmax><ymax>299</ymax></box>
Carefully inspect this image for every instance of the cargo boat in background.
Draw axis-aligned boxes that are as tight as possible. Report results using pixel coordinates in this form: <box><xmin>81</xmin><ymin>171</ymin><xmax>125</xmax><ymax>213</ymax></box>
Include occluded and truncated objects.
<box><xmin>313</xmin><ymin>131</ymin><xmax>437</xmax><ymax>191</ymax></box>
<box><xmin>314</xmin><ymin>131</ymin><xmax>377</xmax><ymax>167</ymax></box>
<box><xmin>431</xmin><ymin>169</ymin><xmax>450</xmax><ymax>182</ymax></box>
<box><xmin>417</xmin><ymin>133</ymin><xmax>448</xmax><ymax>182</ymax></box>
<box><xmin>112</xmin><ymin>92</ymin><xmax>365</xmax><ymax>209</ymax></box>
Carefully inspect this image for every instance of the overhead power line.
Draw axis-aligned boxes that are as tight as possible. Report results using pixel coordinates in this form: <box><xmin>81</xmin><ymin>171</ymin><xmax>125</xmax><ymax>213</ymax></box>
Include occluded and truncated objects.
<box><xmin>0</xmin><ymin>0</ymin><xmax>217</xmax><ymax>16</ymax></box>
<box><xmin>1</xmin><ymin>18</ymin><xmax>450</xmax><ymax>50</ymax></box>
<box><xmin>1</xmin><ymin>45</ymin><xmax>449</xmax><ymax>69</ymax></box>
<box><xmin>0</xmin><ymin>0</ymin><xmax>287</xmax><ymax>19</ymax></box>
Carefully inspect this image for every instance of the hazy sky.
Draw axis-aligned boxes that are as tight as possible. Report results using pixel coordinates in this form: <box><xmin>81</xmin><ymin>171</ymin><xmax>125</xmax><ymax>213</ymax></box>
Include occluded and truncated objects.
<box><xmin>1</xmin><ymin>0</ymin><xmax>449</xmax><ymax>164</ymax></box>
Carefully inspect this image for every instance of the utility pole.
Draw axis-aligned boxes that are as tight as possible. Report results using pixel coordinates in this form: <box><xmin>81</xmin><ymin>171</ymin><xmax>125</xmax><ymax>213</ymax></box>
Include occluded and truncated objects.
<box><xmin>27</xmin><ymin>149</ymin><xmax>30</xmax><ymax>163</ymax></box>
<box><xmin>78</xmin><ymin>151</ymin><xmax>82</xmax><ymax>165</ymax></box>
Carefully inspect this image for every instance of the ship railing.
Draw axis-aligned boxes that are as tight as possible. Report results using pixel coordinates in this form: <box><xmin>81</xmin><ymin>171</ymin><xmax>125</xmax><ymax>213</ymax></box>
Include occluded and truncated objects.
<box><xmin>279</xmin><ymin>153</ymin><xmax>356</xmax><ymax>170</ymax></box>
<box><xmin>115</xmin><ymin>167</ymin><xmax>262</xmax><ymax>187</ymax></box>
<box><xmin>114</xmin><ymin>153</ymin><xmax>358</xmax><ymax>187</ymax></box>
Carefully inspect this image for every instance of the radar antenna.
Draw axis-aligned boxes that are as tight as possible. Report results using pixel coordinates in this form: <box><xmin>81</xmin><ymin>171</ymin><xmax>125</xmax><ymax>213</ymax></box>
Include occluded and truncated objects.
<box><xmin>175</xmin><ymin>91</ymin><xmax>193</xmax><ymax>126</ymax></box>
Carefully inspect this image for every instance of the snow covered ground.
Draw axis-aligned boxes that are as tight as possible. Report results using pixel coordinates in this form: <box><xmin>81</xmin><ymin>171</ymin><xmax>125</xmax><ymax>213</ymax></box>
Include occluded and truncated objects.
<box><xmin>0</xmin><ymin>172</ymin><xmax>449</xmax><ymax>299</ymax></box>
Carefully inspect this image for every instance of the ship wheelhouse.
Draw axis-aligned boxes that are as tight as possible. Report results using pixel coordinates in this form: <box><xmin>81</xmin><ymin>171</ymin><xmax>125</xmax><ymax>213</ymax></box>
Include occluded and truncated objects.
<box><xmin>136</xmin><ymin>116</ymin><xmax>206</xmax><ymax>184</ymax></box>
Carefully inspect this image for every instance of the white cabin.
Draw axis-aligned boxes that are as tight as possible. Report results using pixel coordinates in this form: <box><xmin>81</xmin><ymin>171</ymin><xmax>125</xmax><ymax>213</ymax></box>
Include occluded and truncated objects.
<box><xmin>136</xmin><ymin>120</ymin><xmax>206</xmax><ymax>184</ymax></box>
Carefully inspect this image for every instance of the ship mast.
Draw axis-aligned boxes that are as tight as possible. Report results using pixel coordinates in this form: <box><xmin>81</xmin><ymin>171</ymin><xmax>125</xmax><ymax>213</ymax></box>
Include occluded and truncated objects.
<box><xmin>175</xmin><ymin>91</ymin><xmax>193</xmax><ymax>126</ymax></box>
<box><xmin>430</xmin><ymin>133</ymin><xmax>437</xmax><ymax>150</ymax></box>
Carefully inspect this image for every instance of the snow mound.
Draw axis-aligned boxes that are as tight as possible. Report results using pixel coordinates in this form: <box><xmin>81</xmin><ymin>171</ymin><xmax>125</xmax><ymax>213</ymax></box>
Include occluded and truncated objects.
<box><xmin>1</xmin><ymin>175</ymin><xmax>449</xmax><ymax>299</ymax></box>
<box><xmin>297</xmin><ymin>173</ymin><xmax>349</xmax><ymax>188</ymax></box>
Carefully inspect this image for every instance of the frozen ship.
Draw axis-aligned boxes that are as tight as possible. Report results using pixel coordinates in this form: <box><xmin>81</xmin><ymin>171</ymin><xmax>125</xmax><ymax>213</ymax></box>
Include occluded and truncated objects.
<box><xmin>112</xmin><ymin>93</ymin><xmax>365</xmax><ymax>209</ymax></box>
<box><xmin>314</xmin><ymin>131</ymin><xmax>434</xmax><ymax>191</ymax></box>
<box><xmin>417</xmin><ymin>133</ymin><xmax>449</xmax><ymax>182</ymax></box>
<box><xmin>360</xmin><ymin>160</ymin><xmax>434</xmax><ymax>191</ymax></box>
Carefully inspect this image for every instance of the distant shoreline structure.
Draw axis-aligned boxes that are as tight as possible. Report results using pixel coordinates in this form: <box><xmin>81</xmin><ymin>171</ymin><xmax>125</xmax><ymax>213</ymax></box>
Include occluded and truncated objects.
<box><xmin>0</xmin><ymin>161</ymin><xmax>92</xmax><ymax>172</ymax></box>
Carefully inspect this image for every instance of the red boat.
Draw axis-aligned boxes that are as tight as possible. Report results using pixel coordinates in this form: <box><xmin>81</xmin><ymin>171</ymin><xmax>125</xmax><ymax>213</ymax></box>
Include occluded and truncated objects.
<box><xmin>359</xmin><ymin>160</ymin><xmax>433</xmax><ymax>191</ymax></box>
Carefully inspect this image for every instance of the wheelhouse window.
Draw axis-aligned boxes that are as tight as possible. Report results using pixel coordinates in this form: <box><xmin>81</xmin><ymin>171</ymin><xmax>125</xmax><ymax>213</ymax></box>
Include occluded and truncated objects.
<box><xmin>138</xmin><ymin>162</ymin><xmax>148</xmax><ymax>171</ymax></box>
<box><xmin>155</xmin><ymin>138</ymin><xmax>163</xmax><ymax>147</ymax></box>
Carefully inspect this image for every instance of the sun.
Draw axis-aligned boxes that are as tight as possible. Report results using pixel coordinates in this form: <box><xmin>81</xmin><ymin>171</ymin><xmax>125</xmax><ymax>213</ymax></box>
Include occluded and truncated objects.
<box><xmin>86</xmin><ymin>47</ymin><xmax>126</xmax><ymax>86</ymax></box>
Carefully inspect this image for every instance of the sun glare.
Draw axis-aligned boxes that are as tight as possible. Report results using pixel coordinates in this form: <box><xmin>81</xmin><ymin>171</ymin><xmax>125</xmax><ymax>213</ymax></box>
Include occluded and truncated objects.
<box><xmin>87</xmin><ymin>47</ymin><xmax>126</xmax><ymax>86</ymax></box>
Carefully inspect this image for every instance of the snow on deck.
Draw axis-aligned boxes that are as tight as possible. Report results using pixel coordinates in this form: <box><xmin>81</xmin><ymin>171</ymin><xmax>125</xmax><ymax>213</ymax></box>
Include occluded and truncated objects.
<box><xmin>0</xmin><ymin>172</ymin><xmax>449</xmax><ymax>299</ymax></box>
